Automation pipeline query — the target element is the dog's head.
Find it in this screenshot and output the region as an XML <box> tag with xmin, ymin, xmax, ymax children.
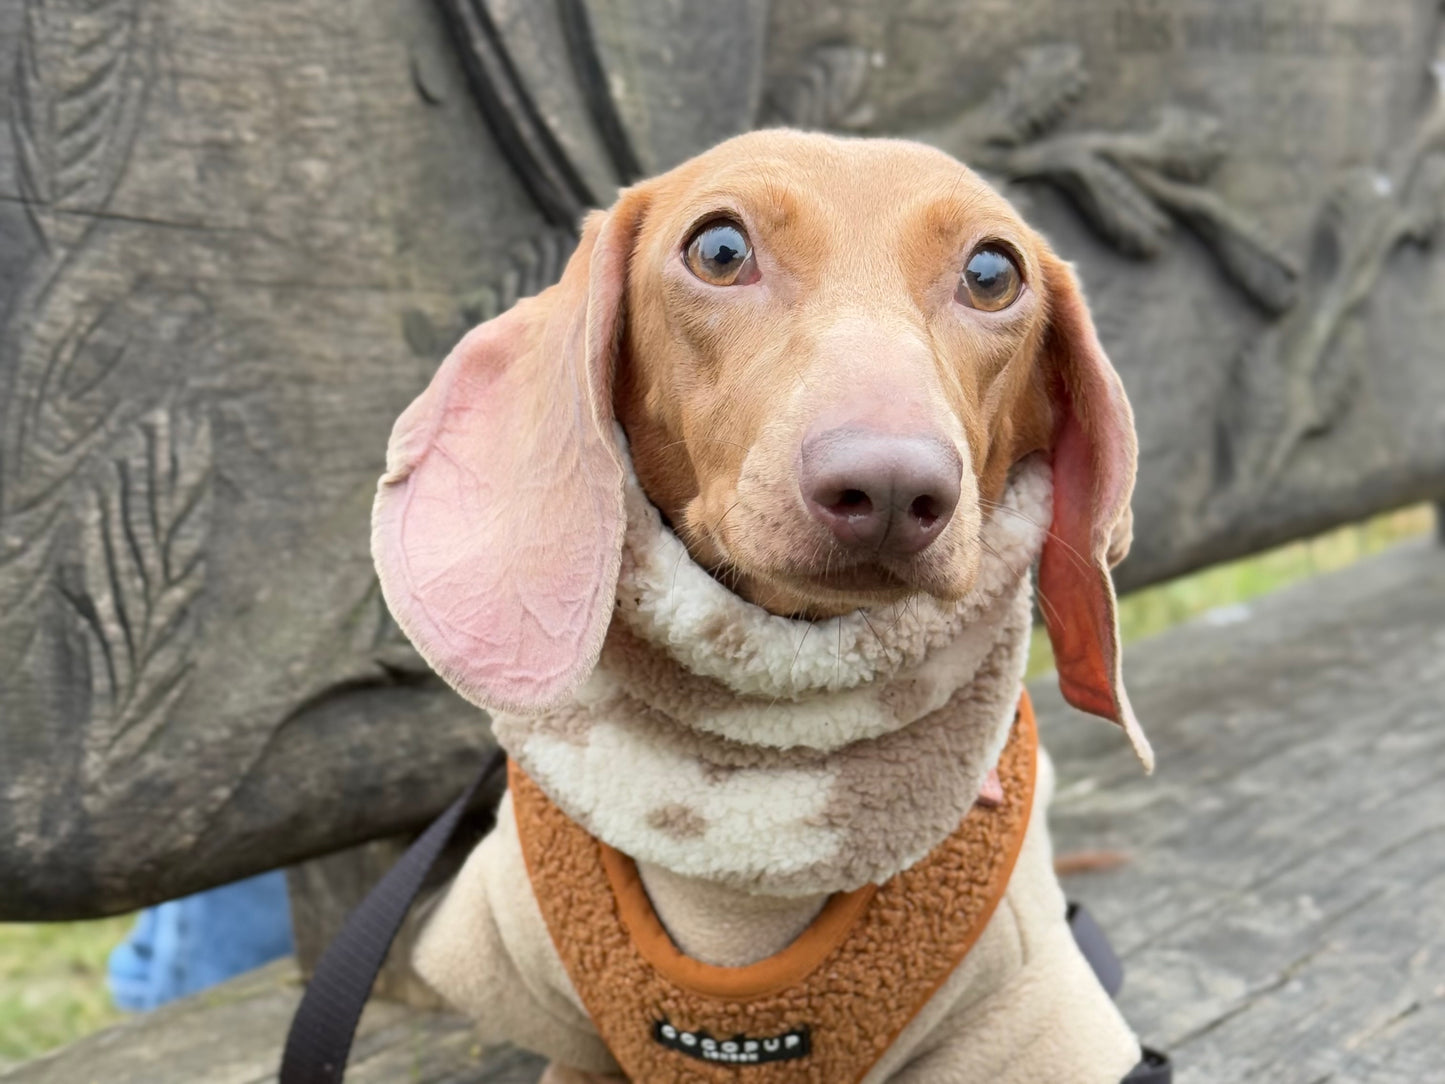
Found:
<box><xmin>373</xmin><ymin>131</ymin><xmax>1148</xmax><ymax>766</ymax></box>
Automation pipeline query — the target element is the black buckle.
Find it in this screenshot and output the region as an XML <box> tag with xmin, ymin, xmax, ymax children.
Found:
<box><xmin>1123</xmin><ymin>1047</ymin><xmax>1172</xmax><ymax>1082</ymax></box>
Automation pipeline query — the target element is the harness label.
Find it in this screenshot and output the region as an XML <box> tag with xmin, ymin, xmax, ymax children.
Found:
<box><xmin>652</xmin><ymin>1020</ymin><xmax>811</xmax><ymax>1065</ymax></box>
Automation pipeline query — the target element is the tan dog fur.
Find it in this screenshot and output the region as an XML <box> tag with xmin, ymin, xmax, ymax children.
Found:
<box><xmin>379</xmin><ymin>130</ymin><xmax>1148</xmax><ymax>1082</ymax></box>
<box><xmin>612</xmin><ymin>136</ymin><xmax>1060</xmax><ymax>618</ymax></box>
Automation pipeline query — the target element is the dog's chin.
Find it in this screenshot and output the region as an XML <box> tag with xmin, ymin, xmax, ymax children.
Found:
<box><xmin>714</xmin><ymin>556</ymin><xmax>975</xmax><ymax>620</ymax></box>
<box><xmin>687</xmin><ymin>507</ymin><xmax>980</xmax><ymax>618</ymax></box>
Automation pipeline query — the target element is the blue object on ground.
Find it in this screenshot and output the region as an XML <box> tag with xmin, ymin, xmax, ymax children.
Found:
<box><xmin>107</xmin><ymin>870</ymin><xmax>295</xmax><ymax>1011</ymax></box>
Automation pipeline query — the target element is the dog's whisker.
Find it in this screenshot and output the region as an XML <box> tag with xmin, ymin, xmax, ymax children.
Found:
<box><xmin>653</xmin><ymin>437</ymin><xmax>751</xmax><ymax>455</ymax></box>
<box><xmin>786</xmin><ymin>621</ymin><xmax>813</xmax><ymax>688</ymax></box>
<box><xmin>668</xmin><ymin>543</ymin><xmax>690</xmax><ymax>609</ymax></box>
<box><xmin>978</xmin><ymin>499</ymin><xmax>1094</xmax><ymax>575</ymax></box>
<box><xmin>713</xmin><ymin>497</ymin><xmax>746</xmax><ymax>534</ymax></box>
<box><xmin>1033</xmin><ymin>582</ymin><xmax>1065</xmax><ymax>634</ymax></box>
<box><xmin>978</xmin><ymin>537</ymin><xmax>1029</xmax><ymax>584</ymax></box>
<box><xmin>858</xmin><ymin>609</ymin><xmax>893</xmax><ymax>669</ymax></box>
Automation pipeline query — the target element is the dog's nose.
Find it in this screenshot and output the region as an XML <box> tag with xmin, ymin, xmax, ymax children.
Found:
<box><xmin>800</xmin><ymin>427</ymin><xmax>962</xmax><ymax>555</ymax></box>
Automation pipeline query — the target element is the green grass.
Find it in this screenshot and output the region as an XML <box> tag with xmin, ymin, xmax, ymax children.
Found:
<box><xmin>0</xmin><ymin>504</ymin><xmax>1435</xmax><ymax>1067</ymax></box>
<box><xmin>1028</xmin><ymin>503</ymin><xmax>1436</xmax><ymax>677</ymax></box>
<box><xmin>0</xmin><ymin>915</ymin><xmax>134</xmax><ymax>1069</ymax></box>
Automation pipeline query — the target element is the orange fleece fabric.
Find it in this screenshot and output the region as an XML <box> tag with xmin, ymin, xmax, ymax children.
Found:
<box><xmin>510</xmin><ymin>693</ymin><xmax>1039</xmax><ymax>1083</ymax></box>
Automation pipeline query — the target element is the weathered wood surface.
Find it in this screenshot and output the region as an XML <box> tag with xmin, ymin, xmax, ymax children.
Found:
<box><xmin>0</xmin><ymin>960</ymin><xmax>546</xmax><ymax>1084</ymax></box>
<box><xmin>4</xmin><ymin>0</ymin><xmax>1445</xmax><ymax>918</ymax></box>
<box><xmin>1042</xmin><ymin>538</ymin><xmax>1445</xmax><ymax>1082</ymax></box>
<box><xmin>0</xmin><ymin>0</ymin><xmax>525</xmax><ymax>918</ymax></box>
<box><xmin>8</xmin><ymin>537</ymin><xmax>1441</xmax><ymax>1083</ymax></box>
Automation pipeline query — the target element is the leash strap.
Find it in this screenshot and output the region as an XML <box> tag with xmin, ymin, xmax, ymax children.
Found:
<box><xmin>1069</xmin><ymin>902</ymin><xmax>1173</xmax><ymax>1084</ymax></box>
<box><xmin>277</xmin><ymin>760</ymin><xmax>1169</xmax><ymax>1083</ymax></box>
<box><xmin>1068</xmin><ymin>901</ymin><xmax>1124</xmax><ymax>998</ymax></box>
<box><xmin>277</xmin><ymin>748</ymin><xmax>506</xmax><ymax>1084</ymax></box>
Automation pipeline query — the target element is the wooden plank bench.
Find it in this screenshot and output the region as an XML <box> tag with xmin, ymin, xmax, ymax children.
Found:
<box><xmin>3</xmin><ymin>0</ymin><xmax>1444</xmax><ymax>1081</ymax></box>
<box><xmin>5</xmin><ymin>537</ymin><xmax>1441</xmax><ymax>1083</ymax></box>
<box><xmin>1044</xmin><ymin>539</ymin><xmax>1445</xmax><ymax>1081</ymax></box>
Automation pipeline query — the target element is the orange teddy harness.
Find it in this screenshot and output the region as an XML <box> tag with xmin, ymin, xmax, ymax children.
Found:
<box><xmin>511</xmin><ymin>693</ymin><xmax>1039</xmax><ymax>1083</ymax></box>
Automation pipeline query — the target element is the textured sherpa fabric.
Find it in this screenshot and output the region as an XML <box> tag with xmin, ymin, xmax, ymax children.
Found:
<box><xmin>412</xmin><ymin>740</ymin><xmax>1141</xmax><ymax>1082</ymax></box>
<box><xmin>507</xmin><ymin>701</ymin><xmax>1036</xmax><ymax>1083</ymax></box>
<box><xmin>413</xmin><ymin>445</ymin><xmax>1141</xmax><ymax>1079</ymax></box>
<box><xmin>491</xmin><ymin>453</ymin><xmax>1052</xmax><ymax>897</ymax></box>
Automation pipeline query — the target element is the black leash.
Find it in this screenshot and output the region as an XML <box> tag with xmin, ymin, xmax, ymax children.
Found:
<box><xmin>1069</xmin><ymin>902</ymin><xmax>1173</xmax><ymax>1083</ymax></box>
<box><xmin>278</xmin><ymin>747</ymin><xmax>506</xmax><ymax>1084</ymax></box>
<box><xmin>279</xmin><ymin>756</ymin><xmax>1169</xmax><ymax>1083</ymax></box>
<box><xmin>1068</xmin><ymin>901</ymin><xmax>1124</xmax><ymax>998</ymax></box>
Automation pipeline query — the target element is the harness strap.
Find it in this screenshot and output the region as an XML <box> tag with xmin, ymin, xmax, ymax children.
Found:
<box><xmin>277</xmin><ymin>748</ymin><xmax>506</xmax><ymax>1084</ymax></box>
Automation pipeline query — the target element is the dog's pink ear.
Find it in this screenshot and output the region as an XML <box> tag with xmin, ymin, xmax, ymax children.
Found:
<box><xmin>372</xmin><ymin>199</ymin><xmax>643</xmax><ymax>714</ymax></box>
<box><xmin>1037</xmin><ymin>254</ymin><xmax>1153</xmax><ymax>771</ymax></box>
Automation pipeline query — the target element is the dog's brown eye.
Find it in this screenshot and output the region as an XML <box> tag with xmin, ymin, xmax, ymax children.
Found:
<box><xmin>957</xmin><ymin>244</ymin><xmax>1023</xmax><ymax>311</ymax></box>
<box><xmin>684</xmin><ymin>220</ymin><xmax>757</xmax><ymax>286</ymax></box>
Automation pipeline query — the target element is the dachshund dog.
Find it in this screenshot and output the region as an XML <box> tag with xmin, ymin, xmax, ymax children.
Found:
<box><xmin>374</xmin><ymin>130</ymin><xmax>1152</xmax><ymax>1083</ymax></box>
